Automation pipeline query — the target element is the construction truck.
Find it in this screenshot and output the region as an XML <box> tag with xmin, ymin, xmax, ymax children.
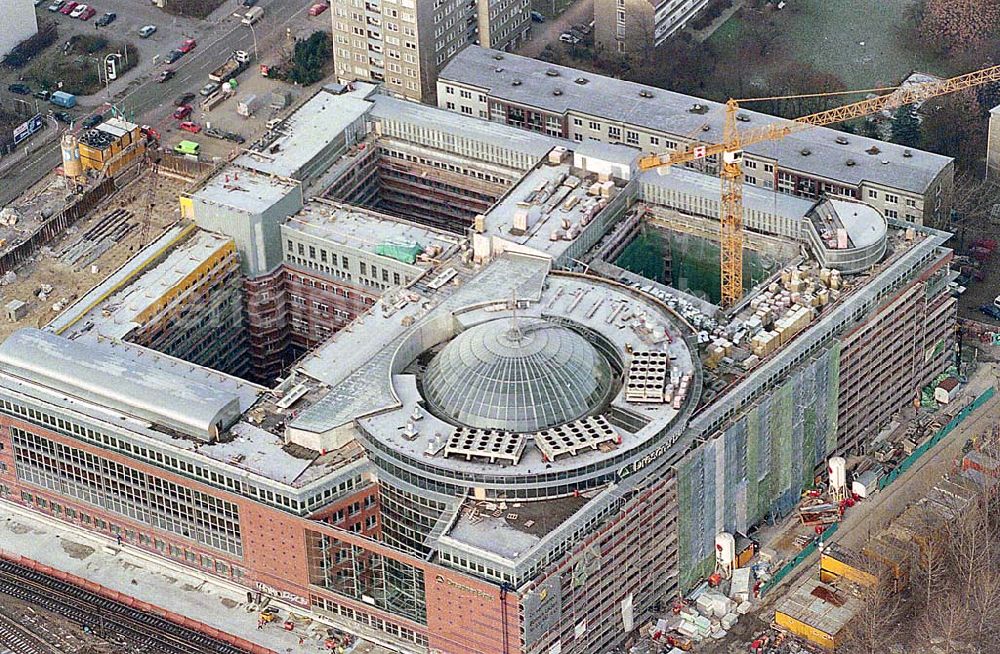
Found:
<box><xmin>209</xmin><ymin>50</ymin><xmax>251</xmax><ymax>83</ymax></box>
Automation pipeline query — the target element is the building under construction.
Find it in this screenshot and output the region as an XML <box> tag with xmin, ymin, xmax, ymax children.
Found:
<box><xmin>0</xmin><ymin>68</ymin><xmax>960</xmax><ymax>654</ymax></box>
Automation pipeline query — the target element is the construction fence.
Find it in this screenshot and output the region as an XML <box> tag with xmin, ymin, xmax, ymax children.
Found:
<box><xmin>759</xmin><ymin>384</ymin><xmax>996</xmax><ymax>597</ymax></box>
<box><xmin>878</xmin><ymin>385</ymin><xmax>996</xmax><ymax>490</ymax></box>
<box><xmin>0</xmin><ymin>177</ymin><xmax>116</xmax><ymax>275</ymax></box>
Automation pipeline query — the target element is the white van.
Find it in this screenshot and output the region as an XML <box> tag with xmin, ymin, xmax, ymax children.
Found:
<box><xmin>241</xmin><ymin>6</ymin><xmax>264</xmax><ymax>25</ymax></box>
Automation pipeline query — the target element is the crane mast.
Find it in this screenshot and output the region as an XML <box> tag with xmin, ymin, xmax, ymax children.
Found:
<box><xmin>637</xmin><ymin>63</ymin><xmax>1000</xmax><ymax>309</ymax></box>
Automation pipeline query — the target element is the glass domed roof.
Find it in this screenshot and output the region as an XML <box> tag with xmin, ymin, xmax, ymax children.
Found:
<box><xmin>422</xmin><ymin>317</ymin><xmax>612</xmax><ymax>433</ymax></box>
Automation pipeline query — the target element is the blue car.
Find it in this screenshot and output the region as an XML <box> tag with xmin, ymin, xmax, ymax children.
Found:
<box><xmin>979</xmin><ymin>304</ymin><xmax>1000</xmax><ymax>320</ymax></box>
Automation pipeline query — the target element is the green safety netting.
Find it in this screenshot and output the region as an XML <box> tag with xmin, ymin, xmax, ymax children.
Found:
<box><xmin>376</xmin><ymin>241</ymin><xmax>424</xmax><ymax>264</ymax></box>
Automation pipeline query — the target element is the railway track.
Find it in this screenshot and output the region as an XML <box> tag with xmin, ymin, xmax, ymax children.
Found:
<box><xmin>0</xmin><ymin>614</ymin><xmax>55</xmax><ymax>654</ymax></box>
<box><xmin>0</xmin><ymin>560</ymin><xmax>250</xmax><ymax>654</ymax></box>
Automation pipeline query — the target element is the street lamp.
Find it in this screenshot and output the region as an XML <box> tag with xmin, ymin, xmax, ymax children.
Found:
<box><xmin>247</xmin><ymin>23</ymin><xmax>259</xmax><ymax>62</ymax></box>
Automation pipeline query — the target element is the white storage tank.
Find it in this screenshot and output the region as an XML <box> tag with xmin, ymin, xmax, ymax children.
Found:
<box><xmin>715</xmin><ymin>532</ymin><xmax>736</xmax><ymax>574</ymax></box>
<box><xmin>828</xmin><ymin>456</ymin><xmax>847</xmax><ymax>496</ymax></box>
<box><xmin>61</xmin><ymin>133</ymin><xmax>82</xmax><ymax>179</ymax></box>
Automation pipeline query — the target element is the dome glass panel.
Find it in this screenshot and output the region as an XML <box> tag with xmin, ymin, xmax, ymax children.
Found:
<box><xmin>422</xmin><ymin>317</ymin><xmax>612</xmax><ymax>432</ymax></box>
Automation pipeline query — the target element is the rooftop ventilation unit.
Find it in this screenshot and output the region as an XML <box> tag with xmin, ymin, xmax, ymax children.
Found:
<box><xmin>546</xmin><ymin>68</ymin><xmax>560</xmax><ymax>77</ymax></box>
<box><xmin>835</xmin><ymin>136</ymin><xmax>849</xmax><ymax>145</ymax></box>
<box><xmin>495</xmin><ymin>66</ymin><xmax>504</xmax><ymax>73</ymax></box>
<box><xmin>736</xmin><ymin>113</ymin><xmax>750</xmax><ymax>122</ymax></box>
<box><xmin>553</xmin><ymin>89</ymin><xmax>563</xmax><ymax>96</ymax></box>
<box><xmin>903</xmin><ymin>149</ymin><xmax>913</xmax><ymax>157</ymax></box>
<box><xmin>639</xmin><ymin>90</ymin><xmax>653</xmax><ymax>98</ymax></box>
<box><xmin>493</xmin><ymin>53</ymin><xmax>504</xmax><ymax>60</ymax></box>
<box><xmin>512</xmin><ymin>79</ymin><xmax>522</xmax><ymax>86</ymax></box>
<box><xmin>846</xmin><ymin>159</ymin><xmax>857</xmax><ymax>166</ymax></box>
<box><xmin>800</xmin><ymin>148</ymin><xmax>812</xmax><ymax>156</ymax></box>
<box><xmin>689</xmin><ymin>103</ymin><xmax>708</xmax><ymax>114</ymax></box>
<box><xmin>866</xmin><ymin>146</ymin><xmax>881</xmax><ymax>155</ymax></box>
<box><xmin>575</xmin><ymin>77</ymin><xmax>588</xmax><ymax>84</ymax></box>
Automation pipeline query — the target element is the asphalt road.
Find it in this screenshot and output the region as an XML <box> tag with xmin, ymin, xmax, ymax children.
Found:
<box><xmin>0</xmin><ymin>0</ymin><xmax>314</xmax><ymax>207</ymax></box>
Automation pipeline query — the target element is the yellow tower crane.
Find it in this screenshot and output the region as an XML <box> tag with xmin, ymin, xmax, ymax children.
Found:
<box><xmin>638</xmin><ymin>63</ymin><xmax>1000</xmax><ymax>309</ymax></box>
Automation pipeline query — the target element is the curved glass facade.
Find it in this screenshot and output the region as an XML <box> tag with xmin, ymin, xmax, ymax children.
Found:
<box><xmin>422</xmin><ymin>317</ymin><xmax>612</xmax><ymax>433</ymax></box>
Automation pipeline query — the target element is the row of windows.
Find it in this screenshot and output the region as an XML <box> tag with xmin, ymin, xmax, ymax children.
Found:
<box><xmin>19</xmin><ymin>490</ymin><xmax>247</xmax><ymax>581</ymax></box>
<box><xmin>310</xmin><ymin>595</ymin><xmax>428</xmax><ymax>646</ymax></box>
<box><xmin>0</xmin><ymin>398</ymin><xmax>362</xmax><ymax>517</ymax></box>
<box><xmin>12</xmin><ymin>427</ymin><xmax>244</xmax><ymax>556</ymax></box>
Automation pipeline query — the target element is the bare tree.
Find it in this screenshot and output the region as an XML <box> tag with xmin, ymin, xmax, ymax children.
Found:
<box><xmin>910</xmin><ymin>524</ymin><xmax>950</xmax><ymax>610</ymax></box>
<box><xmin>840</xmin><ymin>570</ymin><xmax>902</xmax><ymax>654</ymax></box>
<box><xmin>913</xmin><ymin>589</ymin><xmax>973</xmax><ymax>654</ymax></box>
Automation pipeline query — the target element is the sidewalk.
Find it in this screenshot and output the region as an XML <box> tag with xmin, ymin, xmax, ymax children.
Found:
<box><xmin>689</xmin><ymin>0</ymin><xmax>744</xmax><ymax>43</ymax></box>
<box><xmin>0</xmin><ymin>501</ymin><xmax>392</xmax><ymax>654</ymax></box>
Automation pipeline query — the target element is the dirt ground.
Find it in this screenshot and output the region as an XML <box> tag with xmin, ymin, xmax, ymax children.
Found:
<box><xmin>0</xmin><ymin>169</ymin><xmax>187</xmax><ymax>341</ymax></box>
<box><xmin>0</xmin><ymin>594</ymin><xmax>119</xmax><ymax>654</ymax></box>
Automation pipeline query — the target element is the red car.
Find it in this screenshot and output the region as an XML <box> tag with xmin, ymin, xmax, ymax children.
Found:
<box><xmin>178</xmin><ymin>39</ymin><xmax>197</xmax><ymax>53</ymax></box>
<box><xmin>79</xmin><ymin>6</ymin><xmax>96</xmax><ymax>19</ymax></box>
<box><xmin>140</xmin><ymin>125</ymin><xmax>160</xmax><ymax>142</ymax></box>
<box><xmin>172</xmin><ymin>104</ymin><xmax>192</xmax><ymax>120</ymax></box>
<box><xmin>179</xmin><ymin>121</ymin><xmax>201</xmax><ymax>134</ymax></box>
<box><xmin>308</xmin><ymin>3</ymin><xmax>328</xmax><ymax>15</ymax></box>
<box><xmin>59</xmin><ymin>1</ymin><xmax>78</xmax><ymax>14</ymax></box>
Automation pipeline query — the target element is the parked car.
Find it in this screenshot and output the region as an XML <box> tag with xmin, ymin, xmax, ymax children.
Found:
<box><xmin>980</xmin><ymin>304</ymin><xmax>1000</xmax><ymax>320</ymax></box>
<box><xmin>47</xmin><ymin>0</ymin><xmax>64</xmax><ymax>10</ymax></box>
<box><xmin>81</xmin><ymin>114</ymin><xmax>103</xmax><ymax>129</ymax></box>
<box><xmin>69</xmin><ymin>4</ymin><xmax>88</xmax><ymax>18</ymax></box>
<box><xmin>558</xmin><ymin>32</ymin><xmax>580</xmax><ymax>44</ymax></box>
<box><xmin>308</xmin><ymin>3</ymin><xmax>327</xmax><ymax>15</ymax></box>
<box><xmin>158</xmin><ymin>69</ymin><xmax>175</xmax><ymax>83</ymax></box>
<box><xmin>173</xmin><ymin>104</ymin><xmax>192</xmax><ymax>120</ymax></box>
<box><xmin>199</xmin><ymin>81</ymin><xmax>220</xmax><ymax>96</ymax></box>
<box><xmin>59</xmin><ymin>1</ymin><xmax>78</xmax><ymax>14</ymax></box>
<box><xmin>164</xmin><ymin>49</ymin><xmax>183</xmax><ymax>64</ymax></box>
<box><xmin>8</xmin><ymin>83</ymin><xmax>31</xmax><ymax>95</ymax></box>
<box><xmin>178</xmin><ymin>38</ymin><xmax>197</xmax><ymax>53</ymax></box>
<box><xmin>242</xmin><ymin>0</ymin><xmax>257</xmax><ymax>6</ymax></box>
<box><xmin>95</xmin><ymin>11</ymin><xmax>115</xmax><ymax>26</ymax></box>
<box><xmin>530</xmin><ymin>10</ymin><xmax>544</xmax><ymax>22</ymax></box>
<box><xmin>138</xmin><ymin>24</ymin><xmax>157</xmax><ymax>38</ymax></box>
<box><xmin>79</xmin><ymin>6</ymin><xmax>96</xmax><ymax>19</ymax></box>
<box><xmin>179</xmin><ymin>121</ymin><xmax>202</xmax><ymax>134</ymax></box>
<box><xmin>33</xmin><ymin>89</ymin><xmax>50</xmax><ymax>101</ymax></box>
<box><xmin>53</xmin><ymin>111</ymin><xmax>72</xmax><ymax>124</ymax></box>
<box><xmin>174</xmin><ymin>92</ymin><xmax>195</xmax><ymax>106</ymax></box>
<box><xmin>573</xmin><ymin>23</ymin><xmax>591</xmax><ymax>34</ymax></box>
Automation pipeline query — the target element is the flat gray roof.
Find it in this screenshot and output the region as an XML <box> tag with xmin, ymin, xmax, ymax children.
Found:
<box><xmin>370</xmin><ymin>94</ymin><xmax>561</xmax><ymax>162</ymax></box>
<box><xmin>192</xmin><ymin>165</ymin><xmax>300</xmax><ymax>215</ymax></box>
<box><xmin>440</xmin><ymin>47</ymin><xmax>952</xmax><ymax>194</ymax></box>
<box><xmin>235</xmin><ymin>83</ymin><xmax>377</xmax><ymax>178</ymax></box>
<box><xmin>52</xmin><ymin>229</ymin><xmax>233</xmax><ymax>341</ymax></box>
<box><xmin>0</xmin><ymin>329</ymin><xmax>260</xmax><ymax>441</ymax></box>
<box><xmin>284</xmin><ymin>200</ymin><xmax>460</xmax><ymax>262</ymax></box>
<box><xmin>640</xmin><ymin>166</ymin><xmax>816</xmax><ymax>221</ymax></box>
<box><xmin>826</xmin><ymin>199</ymin><xmax>886</xmax><ymax>249</ymax></box>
